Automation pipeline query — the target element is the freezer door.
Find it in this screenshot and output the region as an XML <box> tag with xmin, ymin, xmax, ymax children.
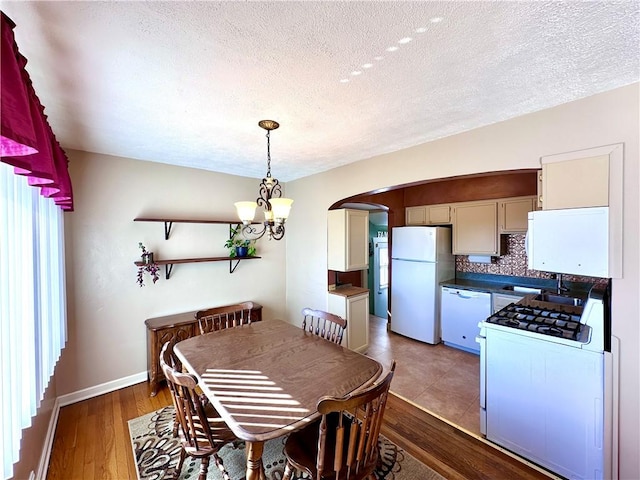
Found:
<box><xmin>392</xmin><ymin>226</ymin><xmax>437</xmax><ymax>262</ymax></box>
<box><xmin>390</xmin><ymin>259</ymin><xmax>439</xmax><ymax>344</ymax></box>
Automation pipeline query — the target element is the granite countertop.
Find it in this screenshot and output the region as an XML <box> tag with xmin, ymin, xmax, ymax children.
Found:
<box><xmin>440</xmin><ymin>272</ymin><xmax>593</xmax><ymax>299</ymax></box>
<box><xmin>328</xmin><ymin>285</ymin><xmax>369</xmax><ymax>297</ymax></box>
<box><xmin>440</xmin><ymin>278</ymin><xmax>539</xmax><ymax>297</ymax></box>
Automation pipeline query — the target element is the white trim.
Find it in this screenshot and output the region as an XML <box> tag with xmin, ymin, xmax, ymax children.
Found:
<box><xmin>37</xmin><ymin>372</ymin><xmax>148</xmax><ymax>479</ymax></box>
<box><xmin>57</xmin><ymin>371</ymin><xmax>148</xmax><ymax>407</ymax></box>
<box><xmin>35</xmin><ymin>398</ymin><xmax>60</xmax><ymax>480</ymax></box>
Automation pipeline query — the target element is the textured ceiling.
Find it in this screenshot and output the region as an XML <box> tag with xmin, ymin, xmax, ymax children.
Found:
<box><xmin>2</xmin><ymin>1</ymin><xmax>639</xmax><ymax>181</ymax></box>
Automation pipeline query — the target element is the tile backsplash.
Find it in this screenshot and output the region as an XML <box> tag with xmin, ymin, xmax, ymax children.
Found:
<box><xmin>455</xmin><ymin>234</ymin><xmax>603</xmax><ymax>284</ymax></box>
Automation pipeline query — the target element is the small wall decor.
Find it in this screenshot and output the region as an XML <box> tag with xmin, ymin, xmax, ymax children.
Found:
<box><xmin>137</xmin><ymin>242</ymin><xmax>160</xmax><ymax>287</ymax></box>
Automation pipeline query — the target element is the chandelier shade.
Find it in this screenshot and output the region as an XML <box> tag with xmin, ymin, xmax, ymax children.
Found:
<box><xmin>235</xmin><ymin>120</ymin><xmax>293</xmax><ymax>240</ymax></box>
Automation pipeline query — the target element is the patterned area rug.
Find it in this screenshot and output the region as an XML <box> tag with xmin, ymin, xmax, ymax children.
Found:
<box><xmin>128</xmin><ymin>406</ymin><xmax>444</xmax><ymax>480</ymax></box>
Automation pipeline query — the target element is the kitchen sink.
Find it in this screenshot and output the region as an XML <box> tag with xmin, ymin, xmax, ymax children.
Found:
<box><xmin>533</xmin><ymin>293</ymin><xmax>584</xmax><ymax>307</ymax></box>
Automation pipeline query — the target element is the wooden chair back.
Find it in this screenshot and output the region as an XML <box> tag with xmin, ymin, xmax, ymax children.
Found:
<box><xmin>301</xmin><ymin>307</ymin><xmax>347</xmax><ymax>345</ymax></box>
<box><xmin>282</xmin><ymin>361</ymin><xmax>395</xmax><ymax>480</ymax></box>
<box><xmin>159</xmin><ymin>342</ymin><xmax>234</xmax><ymax>458</ymax></box>
<box><xmin>196</xmin><ymin>301</ymin><xmax>255</xmax><ymax>335</ymax></box>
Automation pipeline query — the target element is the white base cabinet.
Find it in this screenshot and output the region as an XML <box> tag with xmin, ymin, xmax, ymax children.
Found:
<box><xmin>328</xmin><ymin>291</ymin><xmax>369</xmax><ymax>353</ymax></box>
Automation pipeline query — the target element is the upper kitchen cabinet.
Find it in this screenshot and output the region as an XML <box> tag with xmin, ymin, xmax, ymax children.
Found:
<box><xmin>405</xmin><ymin>205</ymin><xmax>427</xmax><ymax>225</ymax></box>
<box><xmin>537</xmin><ymin>144</ymin><xmax>623</xmax><ymax>278</ymax></box>
<box><xmin>406</xmin><ymin>204</ymin><xmax>451</xmax><ymax>225</ymax></box>
<box><xmin>452</xmin><ymin>201</ymin><xmax>499</xmax><ymax>255</ymax></box>
<box><xmin>540</xmin><ymin>144</ymin><xmax>623</xmax><ymax>211</ymax></box>
<box><xmin>498</xmin><ymin>196</ymin><xmax>537</xmax><ymax>233</ymax></box>
<box><xmin>327</xmin><ymin>208</ymin><xmax>369</xmax><ymax>272</ymax></box>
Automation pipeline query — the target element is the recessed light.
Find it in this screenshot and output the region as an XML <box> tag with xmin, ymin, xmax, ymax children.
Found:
<box><xmin>351</xmin><ymin>71</ymin><xmax>362</xmax><ymax>76</ymax></box>
<box><xmin>398</xmin><ymin>37</ymin><xmax>412</xmax><ymax>44</ymax></box>
<box><xmin>374</xmin><ymin>56</ymin><xmax>384</xmax><ymax>61</ymax></box>
<box><xmin>362</xmin><ymin>63</ymin><xmax>373</xmax><ymax>69</ymax></box>
<box><xmin>340</xmin><ymin>78</ymin><xmax>349</xmax><ymax>83</ymax></box>
<box><xmin>415</xmin><ymin>27</ymin><xmax>427</xmax><ymax>33</ymax></box>
<box><xmin>386</xmin><ymin>46</ymin><xmax>399</xmax><ymax>52</ymax></box>
<box><xmin>430</xmin><ymin>16</ymin><xmax>443</xmax><ymax>23</ymax></box>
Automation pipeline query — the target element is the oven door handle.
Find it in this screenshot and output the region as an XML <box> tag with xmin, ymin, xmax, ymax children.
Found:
<box><xmin>477</xmin><ymin>334</ymin><xmax>486</xmax><ymax>410</ymax></box>
<box><xmin>477</xmin><ymin>333</ymin><xmax>487</xmax><ymax>436</ymax></box>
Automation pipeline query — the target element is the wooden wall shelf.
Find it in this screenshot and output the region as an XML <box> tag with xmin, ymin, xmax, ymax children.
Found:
<box><xmin>134</xmin><ymin>217</ymin><xmax>248</xmax><ymax>240</ymax></box>
<box><xmin>134</xmin><ymin>256</ymin><xmax>261</xmax><ymax>276</ymax></box>
<box><xmin>134</xmin><ymin>217</ymin><xmax>262</xmax><ymax>275</ymax></box>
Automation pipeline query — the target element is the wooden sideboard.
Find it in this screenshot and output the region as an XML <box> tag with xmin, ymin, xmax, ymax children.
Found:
<box><xmin>145</xmin><ymin>302</ymin><xmax>263</xmax><ymax>396</ymax></box>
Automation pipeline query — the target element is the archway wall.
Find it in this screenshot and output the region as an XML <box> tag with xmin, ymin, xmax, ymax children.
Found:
<box><xmin>283</xmin><ymin>83</ymin><xmax>639</xmax><ymax>479</ymax></box>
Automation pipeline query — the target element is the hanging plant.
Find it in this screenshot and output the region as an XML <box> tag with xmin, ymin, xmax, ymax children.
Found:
<box><xmin>137</xmin><ymin>242</ymin><xmax>160</xmax><ymax>287</ymax></box>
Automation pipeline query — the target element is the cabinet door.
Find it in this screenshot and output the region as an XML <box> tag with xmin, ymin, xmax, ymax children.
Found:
<box><xmin>491</xmin><ymin>293</ymin><xmax>524</xmax><ymax>314</ymax></box>
<box><xmin>327</xmin><ymin>292</ymin><xmax>369</xmax><ymax>353</ymax></box>
<box><xmin>347</xmin><ymin>210</ymin><xmax>369</xmax><ymax>270</ymax></box>
<box><xmin>542</xmin><ymin>155</ymin><xmax>609</xmax><ymax>210</ymax></box>
<box><xmin>327</xmin><ymin>209</ymin><xmax>369</xmax><ymax>271</ymax></box>
<box><xmin>499</xmin><ymin>197</ymin><xmax>535</xmax><ymax>233</ymax></box>
<box><xmin>405</xmin><ymin>206</ymin><xmax>427</xmax><ymax>225</ymax></box>
<box><xmin>428</xmin><ymin>204</ymin><xmax>451</xmax><ymax>224</ymax></box>
<box><xmin>452</xmin><ymin>201</ymin><xmax>499</xmax><ymax>255</ymax></box>
<box><xmin>347</xmin><ymin>293</ymin><xmax>369</xmax><ymax>353</ymax></box>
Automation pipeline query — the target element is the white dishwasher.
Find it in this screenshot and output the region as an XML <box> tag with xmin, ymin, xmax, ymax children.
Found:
<box><xmin>440</xmin><ymin>287</ymin><xmax>491</xmax><ymax>354</ymax></box>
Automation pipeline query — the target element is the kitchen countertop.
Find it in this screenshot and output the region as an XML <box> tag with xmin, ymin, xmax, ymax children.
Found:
<box><xmin>440</xmin><ymin>272</ymin><xmax>593</xmax><ymax>299</ymax></box>
<box><xmin>328</xmin><ymin>285</ymin><xmax>369</xmax><ymax>297</ymax></box>
<box><xmin>440</xmin><ymin>277</ymin><xmax>545</xmax><ymax>297</ymax></box>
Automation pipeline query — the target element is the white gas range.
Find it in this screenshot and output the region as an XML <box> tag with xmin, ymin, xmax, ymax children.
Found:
<box><xmin>477</xmin><ymin>285</ymin><xmax>615</xmax><ymax>480</ymax></box>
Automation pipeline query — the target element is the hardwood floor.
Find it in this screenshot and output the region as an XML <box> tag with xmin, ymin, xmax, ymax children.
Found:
<box><xmin>46</xmin><ymin>380</ymin><xmax>551</xmax><ymax>479</ymax></box>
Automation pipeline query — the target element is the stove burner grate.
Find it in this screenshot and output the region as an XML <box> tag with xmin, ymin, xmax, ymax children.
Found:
<box><xmin>486</xmin><ymin>304</ymin><xmax>582</xmax><ymax>340</ymax></box>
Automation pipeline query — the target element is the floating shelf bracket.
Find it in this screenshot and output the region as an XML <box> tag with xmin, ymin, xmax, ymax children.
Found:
<box><xmin>165</xmin><ymin>263</ymin><xmax>174</xmax><ymax>280</ymax></box>
<box><xmin>230</xmin><ymin>259</ymin><xmax>241</xmax><ymax>274</ymax></box>
<box><xmin>164</xmin><ymin>221</ymin><xmax>173</xmax><ymax>240</ymax></box>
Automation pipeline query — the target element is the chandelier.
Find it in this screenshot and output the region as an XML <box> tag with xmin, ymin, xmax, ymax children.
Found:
<box><xmin>234</xmin><ymin>120</ymin><xmax>293</xmax><ymax>240</ymax></box>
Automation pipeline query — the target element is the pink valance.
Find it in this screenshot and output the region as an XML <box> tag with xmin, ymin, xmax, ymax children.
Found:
<box><xmin>1</xmin><ymin>12</ymin><xmax>73</xmax><ymax>211</ymax></box>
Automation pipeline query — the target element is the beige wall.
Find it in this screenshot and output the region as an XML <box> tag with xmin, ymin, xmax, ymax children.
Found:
<box><xmin>285</xmin><ymin>83</ymin><xmax>639</xmax><ymax>479</ymax></box>
<box><xmin>56</xmin><ymin>151</ymin><xmax>288</xmax><ymax>395</ymax></box>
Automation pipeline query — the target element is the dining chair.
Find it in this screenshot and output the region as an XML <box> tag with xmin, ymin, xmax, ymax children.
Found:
<box><xmin>282</xmin><ymin>361</ymin><xmax>396</xmax><ymax>480</ymax></box>
<box><xmin>160</xmin><ymin>341</ymin><xmax>237</xmax><ymax>480</ymax></box>
<box><xmin>196</xmin><ymin>301</ymin><xmax>255</xmax><ymax>335</ymax></box>
<box><xmin>301</xmin><ymin>307</ymin><xmax>347</xmax><ymax>345</ymax></box>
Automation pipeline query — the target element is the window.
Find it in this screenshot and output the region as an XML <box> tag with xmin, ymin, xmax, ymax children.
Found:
<box><xmin>0</xmin><ymin>161</ymin><xmax>67</xmax><ymax>479</ymax></box>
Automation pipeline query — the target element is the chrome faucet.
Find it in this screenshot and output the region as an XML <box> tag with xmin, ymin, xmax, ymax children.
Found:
<box><xmin>556</xmin><ymin>273</ymin><xmax>569</xmax><ymax>294</ymax></box>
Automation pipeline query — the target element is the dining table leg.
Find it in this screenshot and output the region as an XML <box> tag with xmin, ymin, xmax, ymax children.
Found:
<box><xmin>245</xmin><ymin>440</ymin><xmax>266</xmax><ymax>480</ymax></box>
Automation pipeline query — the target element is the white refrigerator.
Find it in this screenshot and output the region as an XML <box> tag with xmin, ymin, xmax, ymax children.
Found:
<box><xmin>390</xmin><ymin>226</ymin><xmax>454</xmax><ymax>344</ymax></box>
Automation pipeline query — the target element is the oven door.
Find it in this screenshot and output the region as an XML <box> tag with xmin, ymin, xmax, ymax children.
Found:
<box><xmin>485</xmin><ymin>326</ymin><xmax>605</xmax><ymax>479</ymax></box>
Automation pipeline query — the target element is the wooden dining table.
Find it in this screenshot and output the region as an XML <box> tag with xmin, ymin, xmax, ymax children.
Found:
<box><xmin>174</xmin><ymin>319</ymin><xmax>383</xmax><ymax>480</ymax></box>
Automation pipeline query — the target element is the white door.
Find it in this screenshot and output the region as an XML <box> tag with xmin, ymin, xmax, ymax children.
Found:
<box><xmin>373</xmin><ymin>238</ymin><xmax>388</xmax><ymax>318</ymax></box>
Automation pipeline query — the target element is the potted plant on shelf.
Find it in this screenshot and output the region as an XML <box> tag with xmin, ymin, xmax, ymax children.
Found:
<box><xmin>224</xmin><ymin>225</ymin><xmax>256</xmax><ymax>258</ymax></box>
<box><xmin>137</xmin><ymin>242</ymin><xmax>160</xmax><ymax>287</ymax></box>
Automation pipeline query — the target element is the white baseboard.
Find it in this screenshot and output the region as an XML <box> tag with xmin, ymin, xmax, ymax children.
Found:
<box><xmin>57</xmin><ymin>371</ymin><xmax>148</xmax><ymax>407</ymax></box>
<box><xmin>35</xmin><ymin>397</ymin><xmax>60</xmax><ymax>480</ymax></box>
<box><xmin>38</xmin><ymin>371</ymin><xmax>148</xmax><ymax>479</ymax></box>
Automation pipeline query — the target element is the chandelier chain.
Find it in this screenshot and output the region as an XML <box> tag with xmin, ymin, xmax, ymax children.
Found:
<box><xmin>265</xmin><ymin>130</ymin><xmax>272</xmax><ymax>178</ymax></box>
